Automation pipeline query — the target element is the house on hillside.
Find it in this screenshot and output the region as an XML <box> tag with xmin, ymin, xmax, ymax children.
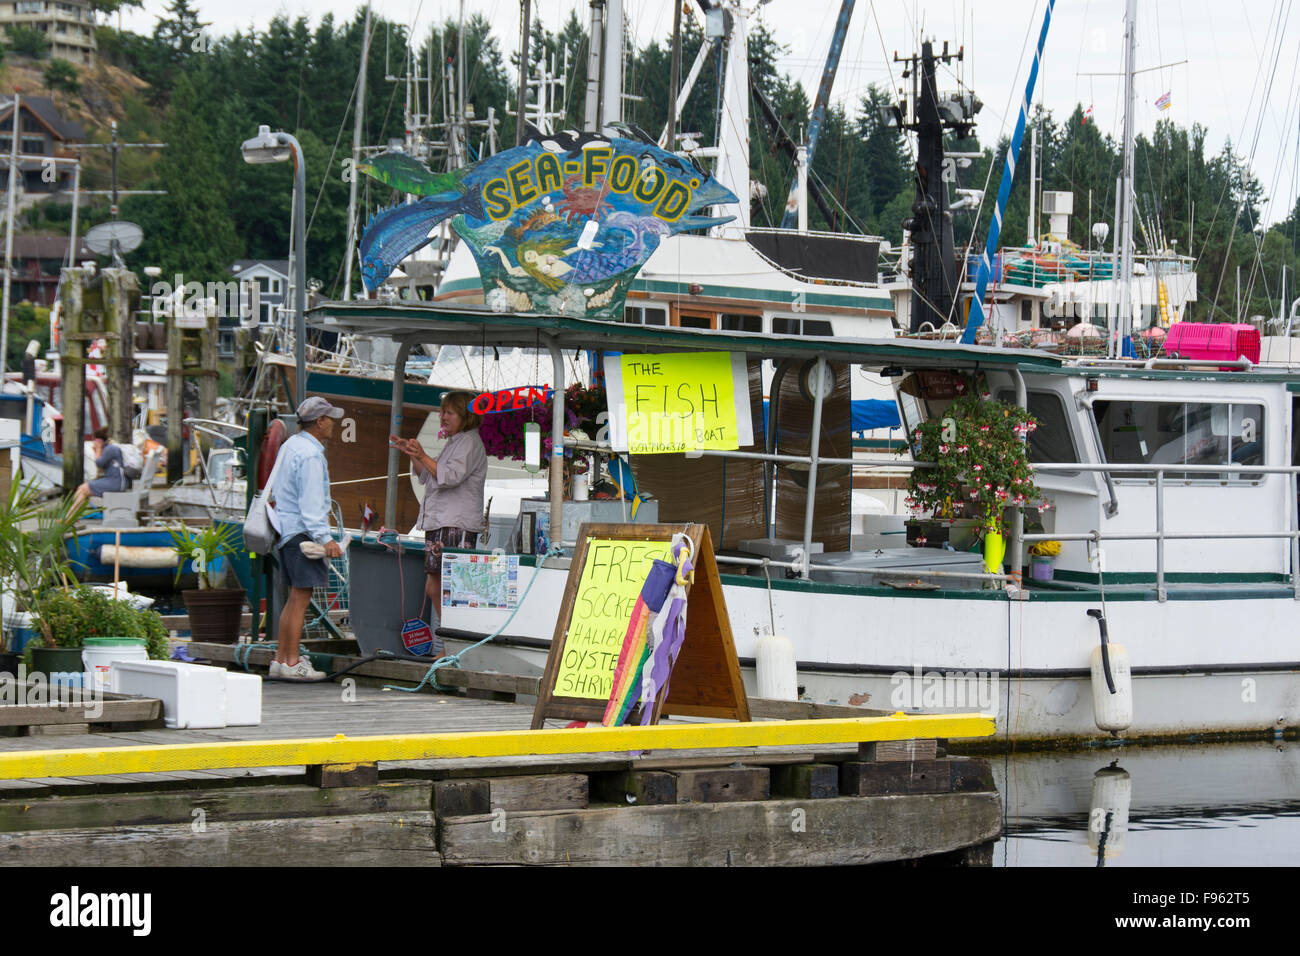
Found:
<box><xmin>8</xmin><ymin>233</ymin><xmax>92</xmax><ymax>306</ymax></box>
<box><xmin>230</xmin><ymin>260</ymin><xmax>289</xmax><ymax>326</ymax></box>
<box><xmin>227</xmin><ymin>260</ymin><xmax>291</xmax><ymax>357</ymax></box>
<box><xmin>0</xmin><ymin>95</ymin><xmax>84</xmax><ymax>196</ymax></box>
<box><xmin>0</xmin><ymin>1</ymin><xmax>97</xmax><ymax>65</ymax></box>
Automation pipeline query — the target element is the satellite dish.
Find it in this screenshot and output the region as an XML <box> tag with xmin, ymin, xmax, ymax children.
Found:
<box><xmin>84</xmin><ymin>221</ymin><xmax>143</xmax><ymax>257</ymax></box>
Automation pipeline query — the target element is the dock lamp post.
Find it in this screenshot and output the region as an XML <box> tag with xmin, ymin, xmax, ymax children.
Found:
<box><xmin>241</xmin><ymin>125</ymin><xmax>306</xmax><ymax>408</ymax></box>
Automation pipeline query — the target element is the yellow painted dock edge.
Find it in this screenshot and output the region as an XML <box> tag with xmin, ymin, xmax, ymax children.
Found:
<box><xmin>0</xmin><ymin>713</ymin><xmax>993</xmax><ymax>780</ymax></box>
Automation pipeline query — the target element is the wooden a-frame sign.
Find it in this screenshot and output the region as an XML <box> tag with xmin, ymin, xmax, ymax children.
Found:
<box><xmin>530</xmin><ymin>522</ymin><xmax>751</xmax><ymax>729</ymax></box>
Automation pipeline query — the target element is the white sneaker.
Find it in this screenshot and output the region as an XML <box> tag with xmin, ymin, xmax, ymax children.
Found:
<box><xmin>280</xmin><ymin>655</ymin><xmax>326</xmax><ymax>681</ymax></box>
<box><xmin>268</xmin><ymin>659</ymin><xmax>283</xmax><ymax>678</ymax></box>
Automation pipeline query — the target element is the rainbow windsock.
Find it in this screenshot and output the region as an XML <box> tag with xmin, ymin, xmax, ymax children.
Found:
<box><xmin>602</xmin><ymin>556</ymin><xmax>675</xmax><ymax>727</ymax></box>
<box><xmin>638</xmin><ymin>536</ymin><xmax>694</xmax><ymax>724</ymax></box>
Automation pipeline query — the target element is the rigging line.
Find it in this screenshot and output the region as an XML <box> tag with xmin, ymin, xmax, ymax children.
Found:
<box><xmin>866</xmin><ymin>1</ymin><xmax>916</xmax><ymax>170</ymax></box>
<box><xmin>946</xmin><ymin>0</ymin><xmax>1045</xmax><ymax>331</ymax></box>
<box><xmin>306</xmin><ymin>17</ymin><xmax>372</xmax><ymax>244</ymax></box>
<box><xmin>807</xmin><ymin>166</ymin><xmax>868</xmax><ymax>235</ymax></box>
<box><xmin>462</xmin><ymin>0</ymin><xmax>505</xmax><ymax>120</ymax></box>
<box><xmin>1205</xmin><ymin>0</ymin><xmax>1289</xmax><ymax>316</ymax></box>
<box><xmin>1244</xmin><ymin>0</ymin><xmax>1300</xmax><ymax>307</ymax></box>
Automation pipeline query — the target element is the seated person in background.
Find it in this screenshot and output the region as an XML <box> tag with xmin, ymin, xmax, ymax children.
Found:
<box><xmin>72</xmin><ymin>427</ymin><xmax>129</xmax><ymax>509</ymax></box>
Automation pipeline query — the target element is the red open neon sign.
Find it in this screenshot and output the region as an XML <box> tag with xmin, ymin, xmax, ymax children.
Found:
<box><xmin>470</xmin><ymin>385</ymin><xmax>553</xmax><ymax>416</ymax></box>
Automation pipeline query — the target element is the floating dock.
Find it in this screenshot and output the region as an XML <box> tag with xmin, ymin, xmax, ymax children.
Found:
<box><xmin>0</xmin><ymin>653</ymin><xmax>1000</xmax><ymax>866</ymax></box>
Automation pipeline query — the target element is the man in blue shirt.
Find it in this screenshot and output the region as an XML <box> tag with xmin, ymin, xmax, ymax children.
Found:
<box><xmin>272</xmin><ymin>397</ymin><xmax>345</xmax><ymax>680</ymax></box>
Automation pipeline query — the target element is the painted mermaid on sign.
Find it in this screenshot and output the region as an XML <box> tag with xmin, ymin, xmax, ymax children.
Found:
<box><xmin>485</xmin><ymin>212</ymin><xmax>671</xmax><ymax>292</ymax></box>
<box><xmin>357</xmin><ymin>128</ymin><xmax>737</xmax><ymax>319</ymax></box>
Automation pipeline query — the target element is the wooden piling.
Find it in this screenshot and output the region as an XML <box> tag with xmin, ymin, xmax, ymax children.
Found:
<box><xmin>57</xmin><ymin>267</ymin><xmax>85</xmax><ymax>492</ymax></box>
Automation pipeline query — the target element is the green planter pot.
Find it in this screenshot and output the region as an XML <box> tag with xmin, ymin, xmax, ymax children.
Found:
<box><xmin>29</xmin><ymin>646</ymin><xmax>85</xmax><ymax>679</ymax></box>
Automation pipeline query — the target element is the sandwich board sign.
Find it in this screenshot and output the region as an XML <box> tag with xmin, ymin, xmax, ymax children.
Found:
<box><xmin>530</xmin><ymin>522</ymin><xmax>750</xmax><ymax>729</ymax></box>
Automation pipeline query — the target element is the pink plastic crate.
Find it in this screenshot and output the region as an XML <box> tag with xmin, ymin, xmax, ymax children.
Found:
<box><xmin>1163</xmin><ymin>323</ymin><xmax>1260</xmax><ymax>364</ymax></box>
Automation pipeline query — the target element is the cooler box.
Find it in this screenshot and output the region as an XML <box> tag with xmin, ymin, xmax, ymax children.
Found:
<box><xmin>809</xmin><ymin>548</ymin><xmax>986</xmax><ymax>586</ymax></box>
<box><xmin>1163</xmin><ymin>322</ymin><xmax>1260</xmax><ymax>364</ymax></box>
<box><xmin>224</xmin><ymin>671</ymin><xmax>263</xmax><ymax>726</ymax></box>
<box><xmin>110</xmin><ymin>660</ymin><xmax>228</xmax><ymax>729</ymax></box>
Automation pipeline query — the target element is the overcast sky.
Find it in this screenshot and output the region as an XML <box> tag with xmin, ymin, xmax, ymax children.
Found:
<box><xmin>115</xmin><ymin>0</ymin><xmax>1299</xmax><ymax>226</ymax></box>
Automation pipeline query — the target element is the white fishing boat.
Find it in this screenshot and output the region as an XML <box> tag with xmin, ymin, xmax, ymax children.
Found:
<box><xmin>313</xmin><ymin>294</ymin><xmax>1300</xmax><ymax>746</ymax></box>
<box><xmin>296</xmin><ymin>1</ymin><xmax>1300</xmax><ymax>748</ymax></box>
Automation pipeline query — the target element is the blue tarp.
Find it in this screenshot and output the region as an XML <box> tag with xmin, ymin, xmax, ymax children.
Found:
<box><xmin>852</xmin><ymin>398</ymin><xmax>901</xmax><ymax>432</ymax></box>
<box><xmin>761</xmin><ymin>398</ymin><xmax>900</xmax><ymax>436</ymax></box>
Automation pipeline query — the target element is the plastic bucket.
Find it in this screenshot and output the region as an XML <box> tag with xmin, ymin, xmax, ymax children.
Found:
<box><xmin>82</xmin><ymin>637</ymin><xmax>149</xmax><ymax>691</ymax></box>
<box><xmin>1030</xmin><ymin>555</ymin><xmax>1055</xmax><ymax>582</ymax></box>
<box><xmin>9</xmin><ymin>626</ymin><xmax>38</xmax><ymax>655</ymax></box>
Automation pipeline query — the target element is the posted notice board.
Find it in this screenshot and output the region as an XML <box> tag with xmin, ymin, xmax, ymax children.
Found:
<box><xmin>531</xmin><ymin>522</ymin><xmax>750</xmax><ymax>728</ymax></box>
<box><xmin>552</xmin><ymin>538</ymin><xmax>670</xmax><ymax>699</ymax></box>
<box><xmin>603</xmin><ymin>352</ymin><xmax>754</xmax><ymax>454</ymax></box>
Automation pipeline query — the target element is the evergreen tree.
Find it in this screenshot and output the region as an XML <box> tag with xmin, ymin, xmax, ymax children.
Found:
<box><xmin>138</xmin><ymin>70</ymin><xmax>241</xmax><ymax>282</ymax></box>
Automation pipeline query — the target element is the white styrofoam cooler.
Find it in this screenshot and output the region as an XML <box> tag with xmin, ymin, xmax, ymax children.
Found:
<box><xmin>110</xmin><ymin>660</ymin><xmax>262</xmax><ymax>729</ymax></box>
<box><xmin>224</xmin><ymin>671</ymin><xmax>262</xmax><ymax>726</ymax></box>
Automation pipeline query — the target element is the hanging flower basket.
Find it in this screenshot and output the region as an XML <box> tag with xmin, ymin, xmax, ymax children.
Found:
<box><xmin>477</xmin><ymin>384</ymin><xmax>606</xmax><ymax>465</ymax></box>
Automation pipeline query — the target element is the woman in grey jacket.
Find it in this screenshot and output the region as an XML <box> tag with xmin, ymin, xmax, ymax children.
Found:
<box><xmin>391</xmin><ymin>391</ymin><xmax>488</xmax><ymax>623</ymax></box>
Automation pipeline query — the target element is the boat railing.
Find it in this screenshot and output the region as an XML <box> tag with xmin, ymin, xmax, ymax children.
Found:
<box><xmin>1025</xmin><ymin>462</ymin><xmax>1300</xmax><ymax>602</ymax></box>
<box><xmin>565</xmin><ymin>444</ymin><xmax>1300</xmax><ymax>602</ymax></box>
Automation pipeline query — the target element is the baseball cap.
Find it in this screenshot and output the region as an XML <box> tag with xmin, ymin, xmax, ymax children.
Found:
<box><xmin>297</xmin><ymin>396</ymin><xmax>345</xmax><ymax>423</ymax></box>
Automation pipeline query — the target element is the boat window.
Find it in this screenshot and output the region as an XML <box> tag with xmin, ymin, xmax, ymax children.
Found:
<box><xmin>720</xmin><ymin>313</ymin><xmax>761</xmax><ymax>333</ymax></box>
<box><xmin>772</xmin><ymin>317</ymin><xmax>833</xmax><ymax>336</ymax></box>
<box><xmin>623</xmin><ymin>306</ymin><xmax>666</xmax><ymax>326</ymax></box>
<box><xmin>996</xmin><ymin>389</ymin><xmax>1079</xmax><ymax>474</ymax></box>
<box><xmin>208</xmin><ymin>450</ymin><xmax>233</xmax><ymax>484</ymax></box>
<box><xmin>1091</xmin><ymin>400</ymin><xmax>1265</xmax><ymax>480</ymax></box>
<box><xmin>678</xmin><ymin>311</ymin><xmax>714</xmax><ymax>329</ymax></box>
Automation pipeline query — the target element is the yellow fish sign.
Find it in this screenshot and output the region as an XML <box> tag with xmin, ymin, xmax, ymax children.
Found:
<box><xmin>618</xmin><ymin>352</ymin><xmax>742</xmax><ymax>454</ymax></box>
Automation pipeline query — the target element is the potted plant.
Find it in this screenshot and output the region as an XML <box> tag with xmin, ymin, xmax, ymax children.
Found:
<box><xmin>0</xmin><ymin>479</ymin><xmax>86</xmax><ymax>675</ymax></box>
<box><xmin>168</xmin><ymin>521</ymin><xmax>247</xmax><ymax>644</ymax></box>
<box><xmin>1029</xmin><ymin>540</ymin><xmax>1061</xmax><ymax>581</ymax></box>
<box><xmin>25</xmin><ymin>586</ymin><xmax>170</xmax><ymax>679</ymax></box>
<box><xmin>906</xmin><ymin>385</ymin><xmax>1041</xmax><ymax>575</ymax></box>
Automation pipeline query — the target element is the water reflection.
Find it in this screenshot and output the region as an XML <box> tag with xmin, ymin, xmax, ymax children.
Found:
<box><xmin>989</xmin><ymin>739</ymin><xmax>1300</xmax><ymax>866</ymax></box>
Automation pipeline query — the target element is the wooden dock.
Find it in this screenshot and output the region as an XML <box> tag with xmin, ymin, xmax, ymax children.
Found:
<box><xmin>0</xmin><ymin>662</ymin><xmax>1002</xmax><ymax>866</ymax></box>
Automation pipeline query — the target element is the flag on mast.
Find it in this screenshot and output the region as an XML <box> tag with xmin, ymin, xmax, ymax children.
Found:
<box><xmin>1082</xmin><ymin>104</ymin><xmax>1094</xmax><ymax>125</ymax></box>
<box><xmin>1155</xmin><ymin>91</ymin><xmax>1172</xmax><ymax>111</ymax></box>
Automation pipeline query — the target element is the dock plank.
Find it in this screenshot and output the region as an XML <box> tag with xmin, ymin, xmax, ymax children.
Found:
<box><xmin>0</xmin><ymin>812</ymin><xmax>439</xmax><ymax>866</ymax></box>
<box><xmin>440</xmin><ymin>792</ymin><xmax>1003</xmax><ymax>866</ymax></box>
<box><xmin>0</xmin><ymin>782</ymin><xmax>433</xmax><ymax>832</ymax></box>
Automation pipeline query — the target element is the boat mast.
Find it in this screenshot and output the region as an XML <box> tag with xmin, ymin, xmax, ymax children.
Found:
<box><xmin>1</xmin><ymin>93</ymin><xmax>18</xmax><ymax>376</ymax></box>
<box><xmin>960</xmin><ymin>0</ymin><xmax>1055</xmax><ymax>344</ymax></box>
<box><xmin>343</xmin><ymin>5</ymin><xmax>373</xmax><ymax>302</ymax></box>
<box><xmin>583</xmin><ymin>0</ymin><xmax>623</xmax><ymax>131</ymax></box>
<box><xmin>779</xmin><ymin>0</ymin><xmax>855</xmax><ymax>230</ymax></box>
<box><xmin>516</xmin><ymin>0</ymin><xmax>531</xmax><ymax>146</ymax></box>
<box><xmin>666</xmin><ymin>0</ymin><xmax>682</xmax><ymax>153</ymax></box>
<box><xmin>896</xmin><ymin>41</ymin><xmax>971</xmax><ymax>332</ymax></box>
<box><xmin>715</xmin><ymin>1</ymin><xmax>749</xmax><ymax>231</ymax></box>
<box><xmin>1114</xmin><ymin>0</ymin><xmax>1138</xmax><ymax>357</ymax></box>
<box><xmin>1027</xmin><ymin>120</ymin><xmax>1037</xmax><ymax>246</ymax></box>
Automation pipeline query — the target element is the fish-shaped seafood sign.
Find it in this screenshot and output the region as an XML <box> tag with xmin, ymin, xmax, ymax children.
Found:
<box><xmin>358</xmin><ymin>133</ymin><xmax>737</xmax><ymax>318</ymax></box>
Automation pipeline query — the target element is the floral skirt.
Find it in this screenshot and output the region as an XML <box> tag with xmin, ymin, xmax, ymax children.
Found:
<box><xmin>425</xmin><ymin>527</ymin><xmax>479</xmax><ymax>574</ymax></box>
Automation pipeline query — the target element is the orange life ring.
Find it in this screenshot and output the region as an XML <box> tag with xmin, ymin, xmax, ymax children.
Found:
<box><xmin>258</xmin><ymin>418</ymin><xmax>288</xmax><ymax>491</ymax></box>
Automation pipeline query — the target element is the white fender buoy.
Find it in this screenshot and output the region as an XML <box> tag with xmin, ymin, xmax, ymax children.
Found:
<box><xmin>756</xmin><ymin>631</ymin><xmax>798</xmax><ymax>701</ymax></box>
<box><xmin>1087</xmin><ymin>766</ymin><xmax>1131</xmax><ymax>859</ymax></box>
<box><xmin>97</xmin><ymin>545</ymin><xmax>181</xmax><ymax>569</ymax></box>
<box><xmin>1091</xmin><ymin>641</ymin><xmax>1132</xmax><ymax>732</ymax></box>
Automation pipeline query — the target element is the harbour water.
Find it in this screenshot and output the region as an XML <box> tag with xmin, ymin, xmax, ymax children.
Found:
<box><xmin>992</xmin><ymin>739</ymin><xmax>1300</xmax><ymax>866</ymax></box>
